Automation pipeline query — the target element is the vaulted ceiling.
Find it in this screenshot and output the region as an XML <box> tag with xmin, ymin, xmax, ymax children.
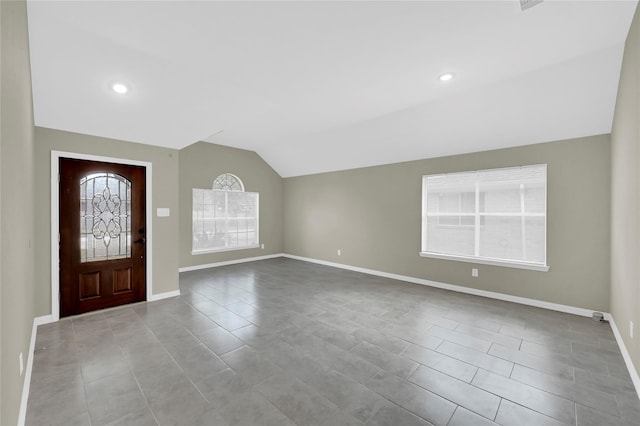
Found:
<box><xmin>27</xmin><ymin>1</ymin><xmax>638</xmax><ymax>177</ymax></box>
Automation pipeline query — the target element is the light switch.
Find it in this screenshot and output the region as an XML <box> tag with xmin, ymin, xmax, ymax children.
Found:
<box><xmin>157</xmin><ymin>208</ymin><xmax>170</xmax><ymax>217</ymax></box>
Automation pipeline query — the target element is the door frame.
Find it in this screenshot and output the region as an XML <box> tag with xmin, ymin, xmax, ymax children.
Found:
<box><xmin>51</xmin><ymin>150</ymin><xmax>153</xmax><ymax>321</ymax></box>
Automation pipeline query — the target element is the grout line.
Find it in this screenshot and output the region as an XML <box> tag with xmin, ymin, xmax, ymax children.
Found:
<box><xmin>118</xmin><ymin>350</ymin><xmax>161</xmax><ymax>426</ymax></box>
<box><xmin>406</xmin><ymin>361</ymin><xmax>420</xmax><ymax>379</ymax></box>
<box><xmin>73</xmin><ymin>326</ymin><xmax>97</xmax><ymax>426</ymax></box>
<box><xmin>444</xmin><ymin>406</ymin><xmax>456</xmax><ymax>426</ymax></box>
<box><xmin>469</xmin><ymin>367</ymin><xmax>481</xmax><ymax>385</ymax></box>
<box><xmin>113</xmin><ymin>310</ymin><xmax>162</xmax><ymax>425</ymax></box>
<box><xmin>494</xmin><ymin>398</ymin><xmax>503</xmax><ymax>422</ymax></box>
<box><xmin>149</xmin><ymin>321</ymin><xmax>213</xmax><ymax>404</ymax></box>
<box><xmin>446</xmin><ymin>406</ymin><xmax>461</xmax><ymax>426</ymax></box>
<box><xmin>406</xmin><ymin>365</ymin><xmax>496</xmax><ymax>425</ymax></box>
<box><xmin>69</xmin><ymin>319</ymin><xmax>92</xmax><ymax>410</ymax></box>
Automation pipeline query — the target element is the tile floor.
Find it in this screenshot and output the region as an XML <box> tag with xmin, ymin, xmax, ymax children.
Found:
<box><xmin>26</xmin><ymin>258</ymin><xmax>640</xmax><ymax>425</ymax></box>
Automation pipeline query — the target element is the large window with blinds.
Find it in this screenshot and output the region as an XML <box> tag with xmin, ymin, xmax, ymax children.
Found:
<box><xmin>192</xmin><ymin>173</ymin><xmax>259</xmax><ymax>254</ymax></box>
<box><xmin>421</xmin><ymin>164</ymin><xmax>548</xmax><ymax>271</ymax></box>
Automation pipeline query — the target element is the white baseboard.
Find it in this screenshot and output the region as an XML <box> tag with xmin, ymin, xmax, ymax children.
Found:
<box><xmin>18</xmin><ymin>315</ymin><xmax>50</xmax><ymax>426</ymax></box>
<box><xmin>282</xmin><ymin>254</ymin><xmax>596</xmax><ymax>318</ymax></box>
<box><xmin>149</xmin><ymin>289</ymin><xmax>181</xmax><ymax>302</ymax></box>
<box><xmin>34</xmin><ymin>315</ymin><xmax>53</xmax><ymax>326</ymax></box>
<box><xmin>178</xmin><ymin>253</ymin><xmax>285</xmax><ymax>273</ymax></box>
<box><xmin>607</xmin><ymin>315</ymin><xmax>640</xmax><ymax>400</ymax></box>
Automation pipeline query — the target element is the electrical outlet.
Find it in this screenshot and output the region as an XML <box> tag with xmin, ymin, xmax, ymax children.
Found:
<box><xmin>260</xmin><ymin>243</ymin><xmax>264</xmax><ymax>249</ymax></box>
<box><xmin>337</xmin><ymin>249</ymin><xmax>341</xmax><ymax>256</ymax></box>
<box><xmin>19</xmin><ymin>352</ymin><xmax>24</xmax><ymax>376</ymax></box>
<box><xmin>631</xmin><ymin>321</ymin><xmax>634</xmax><ymax>339</ymax></box>
<box><xmin>472</xmin><ymin>268</ymin><xmax>478</xmax><ymax>278</ymax></box>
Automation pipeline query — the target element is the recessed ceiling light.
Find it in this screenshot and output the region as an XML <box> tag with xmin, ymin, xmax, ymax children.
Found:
<box><xmin>439</xmin><ymin>73</ymin><xmax>455</xmax><ymax>82</ymax></box>
<box><xmin>112</xmin><ymin>83</ymin><xmax>128</xmax><ymax>94</ymax></box>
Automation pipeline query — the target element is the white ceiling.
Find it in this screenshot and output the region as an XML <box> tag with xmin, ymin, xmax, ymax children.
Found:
<box><xmin>27</xmin><ymin>0</ymin><xmax>638</xmax><ymax>177</ymax></box>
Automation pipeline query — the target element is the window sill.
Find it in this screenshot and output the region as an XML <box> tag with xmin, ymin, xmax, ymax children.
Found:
<box><xmin>192</xmin><ymin>244</ymin><xmax>260</xmax><ymax>256</ymax></box>
<box><xmin>419</xmin><ymin>252</ymin><xmax>549</xmax><ymax>272</ymax></box>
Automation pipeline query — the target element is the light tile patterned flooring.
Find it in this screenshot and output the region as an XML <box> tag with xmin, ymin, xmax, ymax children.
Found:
<box><xmin>26</xmin><ymin>258</ymin><xmax>640</xmax><ymax>425</ymax></box>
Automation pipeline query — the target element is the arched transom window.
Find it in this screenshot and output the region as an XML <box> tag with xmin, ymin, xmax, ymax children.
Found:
<box><xmin>212</xmin><ymin>173</ymin><xmax>244</xmax><ymax>191</ymax></box>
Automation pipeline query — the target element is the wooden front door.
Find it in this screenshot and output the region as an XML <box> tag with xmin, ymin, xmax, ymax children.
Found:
<box><xmin>59</xmin><ymin>158</ymin><xmax>146</xmax><ymax>317</ymax></box>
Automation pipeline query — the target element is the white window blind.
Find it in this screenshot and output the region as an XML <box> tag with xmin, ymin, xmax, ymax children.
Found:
<box><xmin>421</xmin><ymin>164</ymin><xmax>547</xmax><ymax>270</ymax></box>
<box><xmin>192</xmin><ymin>186</ymin><xmax>259</xmax><ymax>254</ymax></box>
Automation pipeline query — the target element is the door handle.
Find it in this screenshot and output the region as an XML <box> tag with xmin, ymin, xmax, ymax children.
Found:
<box><xmin>135</xmin><ymin>238</ymin><xmax>146</xmax><ymax>244</ymax></box>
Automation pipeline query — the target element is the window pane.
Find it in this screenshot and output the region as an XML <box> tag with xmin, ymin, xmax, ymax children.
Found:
<box><xmin>439</xmin><ymin>192</ymin><xmax>461</xmax><ymax>213</ymax></box>
<box><xmin>479</xmin><ymin>216</ymin><xmax>523</xmax><ymax>260</ymax></box>
<box><xmin>461</xmin><ymin>215</ymin><xmax>475</xmax><ymax>226</ymax></box>
<box><xmin>460</xmin><ymin>192</ymin><xmax>475</xmax><ymax>213</ymax></box>
<box><xmin>438</xmin><ymin>216</ymin><xmax>460</xmax><ymax>226</ymax></box>
<box><xmin>426</xmin><ymin>174</ymin><xmax>475</xmax><ymax>214</ymax></box>
<box><xmin>478</xmin><ymin>166</ymin><xmax>545</xmax><ymax>214</ymax></box>
<box><xmin>524</xmin><ymin>183</ymin><xmax>546</xmax><ymax>213</ymax></box>
<box><xmin>192</xmin><ymin>186</ymin><xmax>259</xmax><ymax>252</ymax></box>
<box><xmin>480</xmin><ymin>184</ymin><xmax>521</xmax><ymax>213</ymax></box>
<box><xmin>426</xmin><ymin>217</ymin><xmax>475</xmax><ymax>256</ymax></box>
<box><xmin>213</xmin><ymin>173</ymin><xmax>244</xmax><ymax>191</ymax></box>
<box><xmin>524</xmin><ymin>217</ymin><xmax>546</xmax><ymax>263</ymax></box>
<box><xmin>422</xmin><ymin>164</ymin><xmax>546</xmax><ymax>267</ymax></box>
<box><xmin>247</xmin><ymin>231</ymin><xmax>257</xmax><ymax>245</ymax></box>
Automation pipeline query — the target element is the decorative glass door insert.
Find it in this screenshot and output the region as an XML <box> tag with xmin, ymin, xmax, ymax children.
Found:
<box><xmin>80</xmin><ymin>172</ymin><xmax>131</xmax><ymax>262</ymax></box>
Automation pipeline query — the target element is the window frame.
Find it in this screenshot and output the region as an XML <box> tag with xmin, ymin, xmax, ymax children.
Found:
<box><xmin>420</xmin><ymin>164</ymin><xmax>549</xmax><ymax>272</ymax></box>
<box><xmin>191</xmin><ymin>175</ymin><xmax>260</xmax><ymax>255</ymax></box>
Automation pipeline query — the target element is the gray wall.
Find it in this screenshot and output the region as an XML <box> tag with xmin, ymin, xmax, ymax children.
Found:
<box><xmin>1</xmin><ymin>0</ymin><xmax>36</xmax><ymax>423</ymax></box>
<box><xmin>284</xmin><ymin>135</ymin><xmax>611</xmax><ymax>312</ymax></box>
<box><xmin>34</xmin><ymin>128</ymin><xmax>180</xmax><ymax>316</ymax></box>
<box><xmin>611</xmin><ymin>5</ymin><xmax>640</xmax><ymax>377</ymax></box>
<box><xmin>179</xmin><ymin>142</ymin><xmax>283</xmax><ymax>268</ymax></box>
